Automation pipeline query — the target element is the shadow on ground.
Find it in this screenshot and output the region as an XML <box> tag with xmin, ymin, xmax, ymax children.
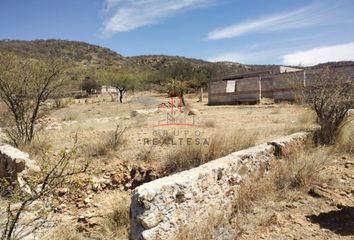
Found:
<box><xmin>307</xmin><ymin>206</ymin><xmax>354</xmax><ymax>236</ymax></box>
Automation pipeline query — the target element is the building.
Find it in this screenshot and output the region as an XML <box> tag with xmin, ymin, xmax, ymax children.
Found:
<box><xmin>208</xmin><ymin>63</ymin><xmax>354</xmax><ymax>105</ymax></box>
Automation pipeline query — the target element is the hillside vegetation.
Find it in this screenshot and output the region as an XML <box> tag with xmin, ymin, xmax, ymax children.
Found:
<box><xmin>1</xmin><ymin>39</ymin><xmax>353</xmax><ymax>93</ymax></box>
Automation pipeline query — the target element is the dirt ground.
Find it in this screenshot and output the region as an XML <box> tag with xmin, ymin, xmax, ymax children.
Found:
<box><xmin>35</xmin><ymin>92</ymin><xmax>314</xmax><ymax>172</ymax></box>
<box><xmin>2</xmin><ymin>92</ymin><xmax>352</xmax><ymax>240</ymax></box>
<box><xmin>234</xmin><ymin>152</ymin><xmax>354</xmax><ymax>240</ymax></box>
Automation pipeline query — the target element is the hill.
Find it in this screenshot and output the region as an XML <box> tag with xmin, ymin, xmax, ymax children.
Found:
<box><xmin>0</xmin><ymin>39</ymin><xmax>126</xmax><ymax>68</ymax></box>
<box><xmin>0</xmin><ymin>39</ymin><xmax>249</xmax><ymax>77</ymax></box>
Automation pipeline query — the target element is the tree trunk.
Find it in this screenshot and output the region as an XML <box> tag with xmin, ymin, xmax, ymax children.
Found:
<box><xmin>118</xmin><ymin>88</ymin><xmax>125</xmax><ymax>103</ymax></box>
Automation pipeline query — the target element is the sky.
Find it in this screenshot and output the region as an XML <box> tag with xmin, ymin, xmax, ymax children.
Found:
<box><xmin>1</xmin><ymin>0</ymin><xmax>354</xmax><ymax>66</ymax></box>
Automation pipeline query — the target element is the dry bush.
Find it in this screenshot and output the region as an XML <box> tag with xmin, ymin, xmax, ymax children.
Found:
<box><xmin>53</xmin><ymin>97</ymin><xmax>71</xmax><ymax>109</ymax></box>
<box><xmin>87</xmin><ymin>141</ymin><xmax>110</xmax><ymax>157</ymax></box>
<box><xmin>105</xmin><ymin>124</ymin><xmax>127</xmax><ymax>151</ymax></box>
<box><xmin>233</xmin><ymin>146</ymin><xmax>328</xmax><ymax>216</ymax></box>
<box><xmin>271</xmin><ymin>147</ymin><xmax>328</xmax><ymax>192</ymax></box>
<box><xmin>300</xmin><ymin>68</ymin><xmax>353</xmax><ymax>144</ymax></box>
<box><xmin>137</xmin><ymin>145</ymin><xmax>156</xmax><ymax>162</ymax></box>
<box><xmin>163</xmin><ymin>130</ymin><xmax>257</xmax><ymax>175</ymax></box>
<box><xmin>86</xmin><ymin>125</ymin><xmax>126</xmax><ymax>157</ymax></box>
<box><xmin>94</xmin><ymin>193</ymin><xmax>130</xmax><ymax>240</ymax></box>
<box><xmin>233</xmin><ymin>177</ymin><xmax>272</xmax><ymax>215</ymax></box>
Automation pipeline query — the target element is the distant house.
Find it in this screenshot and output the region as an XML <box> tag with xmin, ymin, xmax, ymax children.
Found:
<box><xmin>101</xmin><ymin>85</ymin><xmax>118</xmax><ymax>94</ymax></box>
<box><xmin>208</xmin><ymin>64</ymin><xmax>354</xmax><ymax>105</ymax></box>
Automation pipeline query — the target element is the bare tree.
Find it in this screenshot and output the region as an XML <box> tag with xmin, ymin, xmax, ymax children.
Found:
<box><xmin>0</xmin><ymin>148</ymin><xmax>88</xmax><ymax>240</ymax></box>
<box><xmin>300</xmin><ymin>67</ymin><xmax>353</xmax><ymax>144</ymax></box>
<box><xmin>0</xmin><ymin>53</ymin><xmax>68</xmax><ymax>146</ymax></box>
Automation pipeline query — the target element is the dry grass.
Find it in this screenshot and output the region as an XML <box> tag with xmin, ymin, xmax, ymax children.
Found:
<box><xmin>53</xmin><ymin>98</ymin><xmax>72</xmax><ymax>109</ymax></box>
<box><xmin>163</xmin><ymin>145</ymin><xmax>205</xmax><ymax>174</ymax></box>
<box><xmin>94</xmin><ymin>192</ymin><xmax>130</xmax><ymax>240</ymax></box>
<box><xmin>137</xmin><ymin>145</ymin><xmax>156</xmax><ymax>162</ymax></box>
<box><xmin>176</xmin><ymin>210</ymin><xmax>224</xmax><ymax>240</ymax></box>
<box><xmin>85</xmin><ymin>125</ymin><xmax>126</xmax><ymax>157</ymax></box>
<box><xmin>61</xmin><ymin>113</ymin><xmax>78</xmax><ymax>121</ymax></box>
<box><xmin>41</xmin><ymin>224</ymin><xmax>84</xmax><ymax>240</ymax></box>
<box><xmin>162</xmin><ymin>129</ymin><xmax>257</xmax><ymax>175</ymax></box>
<box><xmin>270</xmin><ymin>108</ymin><xmax>281</xmax><ymax>114</ymax></box>
<box><xmin>172</xmin><ymin>147</ymin><xmax>330</xmax><ymax>239</ymax></box>
<box><xmin>233</xmin><ymin>146</ymin><xmax>328</xmax><ymax>215</ymax></box>
<box><xmin>21</xmin><ymin>136</ymin><xmax>52</xmax><ymax>158</ymax></box>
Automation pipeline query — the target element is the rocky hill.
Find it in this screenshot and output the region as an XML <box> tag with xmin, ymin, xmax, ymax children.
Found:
<box><xmin>0</xmin><ymin>39</ymin><xmax>248</xmax><ymax>76</ymax></box>
<box><xmin>0</xmin><ymin>39</ymin><xmax>126</xmax><ymax>68</ymax></box>
<box><xmin>1</xmin><ymin>39</ymin><xmax>352</xmax><ymax>78</ymax></box>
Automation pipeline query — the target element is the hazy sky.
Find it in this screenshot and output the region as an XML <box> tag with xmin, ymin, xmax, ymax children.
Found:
<box><xmin>1</xmin><ymin>0</ymin><xmax>354</xmax><ymax>65</ymax></box>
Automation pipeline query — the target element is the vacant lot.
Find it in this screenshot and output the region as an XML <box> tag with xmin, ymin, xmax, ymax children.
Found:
<box><xmin>31</xmin><ymin>92</ymin><xmax>315</xmax><ymax>174</ymax></box>
<box><xmin>1</xmin><ymin>92</ymin><xmax>353</xmax><ymax>240</ymax></box>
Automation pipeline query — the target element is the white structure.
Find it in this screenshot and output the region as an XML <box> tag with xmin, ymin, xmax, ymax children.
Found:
<box><xmin>101</xmin><ymin>85</ymin><xmax>118</xmax><ymax>94</ymax></box>
<box><xmin>280</xmin><ymin>66</ymin><xmax>303</xmax><ymax>73</ymax></box>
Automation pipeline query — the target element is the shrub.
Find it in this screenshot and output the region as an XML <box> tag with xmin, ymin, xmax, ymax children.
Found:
<box><xmin>86</xmin><ymin>125</ymin><xmax>126</xmax><ymax>157</ymax></box>
<box><xmin>300</xmin><ymin>68</ymin><xmax>353</xmax><ymax>144</ymax></box>
<box><xmin>80</xmin><ymin>76</ymin><xmax>101</xmax><ymax>95</ymax></box>
<box><xmin>233</xmin><ymin>146</ymin><xmax>327</xmax><ymax>215</ymax></box>
<box><xmin>0</xmin><ymin>53</ymin><xmax>68</xmax><ymax>146</ymax></box>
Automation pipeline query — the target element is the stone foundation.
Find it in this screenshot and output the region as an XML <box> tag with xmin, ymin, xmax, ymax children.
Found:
<box><xmin>130</xmin><ymin>132</ymin><xmax>310</xmax><ymax>240</ymax></box>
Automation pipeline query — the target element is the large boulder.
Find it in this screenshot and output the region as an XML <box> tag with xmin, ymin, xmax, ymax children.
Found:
<box><xmin>0</xmin><ymin>143</ymin><xmax>40</xmax><ymax>182</ymax></box>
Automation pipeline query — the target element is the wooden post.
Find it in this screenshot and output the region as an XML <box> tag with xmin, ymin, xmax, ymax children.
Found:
<box><xmin>199</xmin><ymin>88</ymin><xmax>203</xmax><ymax>102</ymax></box>
<box><xmin>303</xmin><ymin>70</ymin><xmax>307</xmax><ymax>87</ymax></box>
<box><xmin>258</xmin><ymin>77</ymin><xmax>262</xmax><ymax>103</ymax></box>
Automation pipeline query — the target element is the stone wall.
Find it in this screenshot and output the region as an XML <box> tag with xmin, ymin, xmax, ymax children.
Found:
<box><xmin>0</xmin><ymin>143</ymin><xmax>40</xmax><ymax>182</ymax></box>
<box><xmin>130</xmin><ymin>132</ymin><xmax>310</xmax><ymax>240</ymax></box>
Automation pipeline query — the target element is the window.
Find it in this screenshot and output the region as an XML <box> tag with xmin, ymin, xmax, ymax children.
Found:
<box><xmin>226</xmin><ymin>80</ymin><xmax>236</xmax><ymax>93</ymax></box>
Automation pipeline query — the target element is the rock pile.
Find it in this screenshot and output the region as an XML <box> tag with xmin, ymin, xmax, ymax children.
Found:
<box><xmin>90</xmin><ymin>165</ymin><xmax>159</xmax><ymax>193</ymax></box>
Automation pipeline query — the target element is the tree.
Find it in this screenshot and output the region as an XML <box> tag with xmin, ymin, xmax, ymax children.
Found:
<box><xmin>300</xmin><ymin>67</ymin><xmax>353</xmax><ymax>144</ymax></box>
<box><xmin>99</xmin><ymin>69</ymin><xmax>141</xmax><ymax>103</ymax></box>
<box><xmin>166</xmin><ymin>79</ymin><xmax>188</xmax><ymax>106</ymax></box>
<box><xmin>80</xmin><ymin>76</ymin><xmax>101</xmax><ymax>95</ymax></box>
<box><xmin>0</xmin><ymin>53</ymin><xmax>68</xmax><ymax>146</ymax></box>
